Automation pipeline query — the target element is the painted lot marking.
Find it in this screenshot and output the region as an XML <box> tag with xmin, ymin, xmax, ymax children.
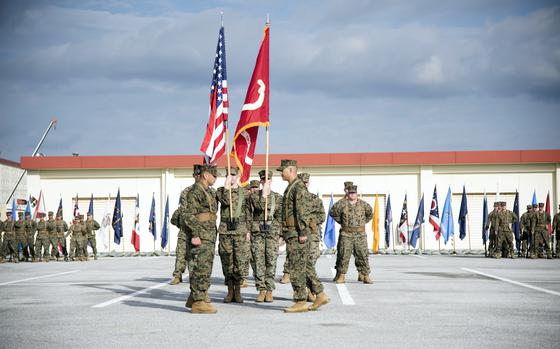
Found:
<box><xmin>0</xmin><ymin>270</ymin><xmax>80</xmax><ymax>286</ymax></box>
<box><xmin>410</xmin><ymin>254</ymin><xmax>427</xmax><ymax>259</ymax></box>
<box><xmin>92</xmin><ymin>279</ymin><xmax>172</xmax><ymax>308</ymax></box>
<box><xmin>330</xmin><ymin>268</ymin><xmax>355</xmax><ymax>305</ymax></box>
<box><xmin>462</xmin><ymin>268</ymin><xmax>560</xmax><ymax>297</ymax></box>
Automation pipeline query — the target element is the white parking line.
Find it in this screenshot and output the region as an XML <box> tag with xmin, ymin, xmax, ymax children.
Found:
<box><xmin>462</xmin><ymin>268</ymin><xmax>560</xmax><ymax>297</ymax></box>
<box><xmin>410</xmin><ymin>254</ymin><xmax>427</xmax><ymax>259</ymax></box>
<box><xmin>91</xmin><ymin>279</ymin><xmax>172</xmax><ymax>308</ymax></box>
<box><xmin>0</xmin><ymin>270</ymin><xmax>80</xmax><ymax>286</ymax></box>
<box><xmin>330</xmin><ymin>268</ymin><xmax>355</xmax><ymax>305</ymax></box>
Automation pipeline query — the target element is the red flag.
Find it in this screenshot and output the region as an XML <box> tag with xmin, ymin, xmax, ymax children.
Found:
<box><xmin>233</xmin><ymin>25</ymin><xmax>270</xmax><ymax>186</ymax></box>
<box><xmin>131</xmin><ymin>194</ymin><xmax>140</xmax><ymax>252</ymax></box>
<box><xmin>546</xmin><ymin>192</ymin><xmax>552</xmax><ymax>236</ymax></box>
<box><xmin>200</xmin><ymin>26</ymin><xmax>229</xmax><ymax>165</ymax></box>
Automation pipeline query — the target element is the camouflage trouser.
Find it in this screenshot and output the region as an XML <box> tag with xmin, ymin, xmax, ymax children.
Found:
<box><xmin>532</xmin><ymin>229</ymin><xmax>551</xmax><ymax>257</ymax></box>
<box><xmin>520</xmin><ymin>231</ymin><xmax>529</xmax><ymax>256</ymax></box>
<box><xmin>34</xmin><ymin>236</ymin><xmax>51</xmax><ymax>259</ymax></box>
<box><xmin>189</xmin><ymin>238</ymin><xmax>216</xmax><ymax>301</ymax></box>
<box><xmin>173</xmin><ymin>229</ymin><xmax>187</xmax><ymax>278</ymax></box>
<box><xmin>488</xmin><ymin>230</ymin><xmax>496</xmax><ymax>256</ymax></box>
<box><xmin>335</xmin><ymin>233</ymin><xmax>371</xmax><ymax>275</ymax></box>
<box><xmin>219</xmin><ymin>233</ymin><xmax>247</xmax><ymax>285</ymax></box>
<box><xmin>3</xmin><ymin>238</ymin><xmax>18</xmax><ymax>260</ymax></box>
<box><xmin>555</xmin><ymin>232</ymin><xmax>560</xmax><ymax>257</ymax></box>
<box><xmin>282</xmin><ymin>253</ymin><xmax>290</xmax><ymax>274</ymax></box>
<box><xmin>241</xmin><ymin>238</ymin><xmax>255</xmax><ymax>280</ymax></box>
<box><xmin>251</xmin><ymin>233</ymin><xmax>278</xmax><ymax>291</ymax></box>
<box><xmin>49</xmin><ymin>236</ymin><xmax>59</xmax><ymax>258</ymax></box>
<box><xmin>495</xmin><ymin>230</ymin><xmax>515</xmax><ymax>258</ymax></box>
<box><xmin>26</xmin><ymin>235</ymin><xmax>35</xmax><ymax>259</ymax></box>
<box><xmin>16</xmin><ymin>235</ymin><xmax>27</xmax><ymax>259</ymax></box>
<box><xmin>285</xmin><ymin>235</ymin><xmax>324</xmax><ymax>301</ymax></box>
<box><xmin>309</xmin><ymin>236</ymin><xmax>321</xmax><ymax>266</ymax></box>
<box><xmin>70</xmin><ymin>238</ymin><xmax>84</xmax><ymax>258</ymax></box>
<box><xmin>85</xmin><ymin>235</ymin><xmax>97</xmax><ymax>256</ymax></box>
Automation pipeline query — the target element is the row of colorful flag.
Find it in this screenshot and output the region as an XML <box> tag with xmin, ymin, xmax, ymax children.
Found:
<box><xmin>322</xmin><ymin>186</ymin><xmax>554</xmax><ymax>251</ymax></box>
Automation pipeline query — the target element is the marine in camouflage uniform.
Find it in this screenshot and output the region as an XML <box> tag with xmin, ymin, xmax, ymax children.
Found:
<box><xmin>279</xmin><ymin>159</ymin><xmax>329</xmax><ymax>313</ymax></box>
<box><xmin>34</xmin><ymin>213</ymin><xmax>50</xmax><ymax>262</ymax></box>
<box><xmin>183</xmin><ymin>165</ymin><xmax>220</xmax><ymax>314</ymax></box>
<box><xmin>520</xmin><ymin>205</ymin><xmax>533</xmax><ymax>257</ymax></box>
<box><xmin>24</xmin><ymin>212</ymin><xmax>37</xmax><ymax>261</ymax></box>
<box><xmin>495</xmin><ymin>202</ymin><xmax>517</xmax><ymax>259</ymax></box>
<box><xmin>552</xmin><ymin>205</ymin><xmax>560</xmax><ymax>258</ymax></box>
<box><xmin>84</xmin><ymin>213</ymin><xmax>100</xmax><ymax>260</ymax></box>
<box><xmin>297</xmin><ymin>173</ymin><xmax>326</xmax><ymax>300</ymax></box>
<box><xmin>532</xmin><ymin>203</ymin><xmax>552</xmax><ymax>259</ymax></box>
<box><xmin>15</xmin><ymin>212</ymin><xmax>27</xmax><ymax>261</ymax></box>
<box><xmin>68</xmin><ymin>216</ymin><xmax>86</xmax><ymax>261</ymax></box>
<box><xmin>54</xmin><ymin>214</ymin><xmax>69</xmax><ymax>261</ymax></box>
<box><xmin>216</xmin><ymin>167</ymin><xmax>251</xmax><ymax>304</ymax></box>
<box><xmin>46</xmin><ymin>212</ymin><xmax>57</xmax><ymax>260</ymax></box>
<box><xmin>170</xmin><ymin>164</ymin><xmax>202</xmax><ymax>285</ymax></box>
<box><xmin>2</xmin><ymin>212</ymin><xmax>18</xmax><ymax>262</ymax></box>
<box><xmin>250</xmin><ymin>171</ymin><xmax>283</xmax><ymax>303</ymax></box>
<box><xmin>485</xmin><ymin>202</ymin><xmax>500</xmax><ymax>257</ymax></box>
<box><xmin>330</xmin><ymin>185</ymin><xmax>374</xmax><ymax>283</ymax></box>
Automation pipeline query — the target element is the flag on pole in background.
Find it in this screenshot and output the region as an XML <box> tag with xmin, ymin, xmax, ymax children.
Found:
<box><xmin>200</xmin><ymin>25</ymin><xmax>229</xmax><ymax>165</ymax></box>
<box><xmin>398</xmin><ymin>194</ymin><xmax>409</xmax><ymax>244</ymax></box>
<box><xmin>441</xmin><ymin>187</ymin><xmax>454</xmax><ymax>244</ymax></box>
<box><xmin>88</xmin><ymin>193</ymin><xmax>94</xmax><ymax>217</ymax></box>
<box><xmin>57</xmin><ymin>197</ymin><xmax>63</xmax><ymax>219</ymax></box>
<box><xmin>232</xmin><ymin>24</ymin><xmax>270</xmax><ymax>186</ymax></box>
<box><xmin>99</xmin><ymin>195</ymin><xmax>111</xmax><ymax>249</ymax></box>
<box><xmin>513</xmin><ymin>190</ymin><xmax>520</xmax><ymax>252</ymax></box>
<box><xmin>11</xmin><ymin>198</ymin><xmax>17</xmax><ymax>220</ymax></box>
<box><xmin>482</xmin><ymin>193</ymin><xmax>489</xmax><ymax>245</ymax></box>
<box><xmin>385</xmin><ymin>194</ymin><xmax>392</xmax><ymax>248</ymax></box>
<box><xmin>546</xmin><ymin>191</ymin><xmax>552</xmax><ymax>235</ymax></box>
<box><xmin>73</xmin><ymin>193</ymin><xmax>80</xmax><ymax>219</ymax></box>
<box><xmin>33</xmin><ymin>190</ymin><xmax>46</xmax><ymax>219</ymax></box>
<box><xmin>429</xmin><ymin>185</ymin><xmax>441</xmax><ymax>240</ymax></box>
<box><xmin>323</xmin><ymin>193</ymin><xmax>336</xmax><ymax>249</ymax></box>
<box><xmin>410</xmin><ymin>194</ymin><xmax>425</xmax><ymax>248</ymax></box>
<box><xmin>458</xmin><ymin>185</ymin><xmax>468</xmax><ymax>240</ymax></box>
<box><xmin>161</xmin><ymin>196</ymin><xmax>169</xmax><ymax>249</ymax></box>
<box><xmin>372</xmin><ymin>194</ymin><xmax>380</xmax><ymax>252</ymax></box>
<box><xmin>112</xmin><ymin>189</ymin><xmax>123</xmax><ymax>244</ymax></box>
<box><xmin>149</xmin><ymin>193</ymin><xmax>157</xmax><ymax>240</ymax></box>
<box><xmin>532</xmin><ymin>190</ymin><xmax>537</xmax><ymax>206</ymax></box>
<box><xmin>131</xmin><ymin>194</ymin><xmax>140</xmax><ymax>253</ymax></box>
<box><xmin>25</xmin><ymin>195</ymin><xmax>31</xmax><ymax>216</ymax></box>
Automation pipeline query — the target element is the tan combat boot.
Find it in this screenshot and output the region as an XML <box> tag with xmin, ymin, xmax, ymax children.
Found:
<box><xmin>170</xmin><ymin>276</ymin><xmax>182</xmax><ymax>285</ymax></box>
<box><xmin>308</xmin><ymin>292</ymin><xmax>330</xmax><ymax>311</ymax></box>
<box><xmin>284</xmin><ymin>301</ymin><xmax>308</xmax><ymax>313</ymax></box>
<box><xmin>256</xmin><ymin>290</ymin><xmax>266</xmax><ymax>303</ymax></box>
<box><xmin>224</xmin><ymin>285</ymin><xmax>234</xmax><ymax>303</ymax></box>
<box><xmin>233</xmin><ymin>283</ymin><xmax>244</xmax><ymax>303</ymax></box>
<box><xmin>191</xmin><ymin>301</ymin><xmax>217</xmax><ymax>314</ymax></box>
<box><xmin>265</xmin><ymin>291</ymin><xmax>273</xmax><ymax>303</ymax></box>
<box><xmin>280</xmin><ymin>273</ymin><xmax>290</xmax><ymax>284</ymax></box>
<box><xmin>240</xmin><ymin>278</ymin><xmax>248</xmax><ymax>288</ymax></box>
<box><xmin>334</xmin><ymin>273</ymin><xmax>346</xmax><ymax>284</ymax></box>
<box><xmin>357</xmin><ymin>274</ymin><xmax>363</xmax><ymax>282</ymax></box>
<box><xmin>185</xmin><ymin>293</ymin><xmax>194</xmax><ymax>308</ymax></box>
<box><xmin>362</xmin><ymin>274</ymin><xmax>373</xmax><ymax>284</ymax></box>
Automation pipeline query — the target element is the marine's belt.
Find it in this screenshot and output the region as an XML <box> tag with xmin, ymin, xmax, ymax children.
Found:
<box><xmin>197</xmin><ymin>212</ymin><xmax>217</xmax><ymax>222</ymax></box>
<box><xmin>341</xmin><ymin>226</ymin><xmax>366</xmax><ymax>233</ymax></box>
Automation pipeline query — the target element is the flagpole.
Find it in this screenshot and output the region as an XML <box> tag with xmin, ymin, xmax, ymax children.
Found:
<box><xmin>467</xmin><ymin>214</ymin><xmax>472</xmax><ymax>252</ymax></box>
<box><xmin>452</xmin><ymin>233</ymin><xmax>456</xmax><ymax>255</ymax></box>
<box><xmin>391</xmin><ymin>222</ymin><xmax>395</xmax><ymax>253</ymax></box>
<box><xmin>263</xmin><ymin>14</ymin><xmax>270</xmax><ymax>222</ymax></box>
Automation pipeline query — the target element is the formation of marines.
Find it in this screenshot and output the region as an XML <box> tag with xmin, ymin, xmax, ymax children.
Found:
<box><xmin>486</xmin><ymin>201</ymin><xmax>560</xmax><ymax>259</ymax></box>
<box><xmin>168</xmin><ymin>159</ymin><xmax>377</xmax><ymax>314</ymax></box>
<box><xmin>1</xmin><ymin>210</ymin><xmax>100</xmax><ymax>263</ymax></box>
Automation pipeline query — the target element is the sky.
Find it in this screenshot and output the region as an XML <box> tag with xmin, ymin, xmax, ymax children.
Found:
<box><xmin>0</xmin><ymin>0</ymin><xmax>559</xmax><ymax>161</ymax></box>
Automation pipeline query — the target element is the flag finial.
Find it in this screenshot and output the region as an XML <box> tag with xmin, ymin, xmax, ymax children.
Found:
<box><xmin>266</xmin><ymin>13</ymin><xmax>270</xmax><ymax>25</ymax></box>
<box><xmin>220</xmin><ymin>11</ymin><xmax>224</xmax><ymax>26</ymax></box>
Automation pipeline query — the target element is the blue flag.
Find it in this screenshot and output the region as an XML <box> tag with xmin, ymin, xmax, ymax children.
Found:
<box><xmin>161</xmin><ymin>196</ymin><xmax>169</xmax><ymax>249</ymax></box>
<box><xmin>25</xmin><ymin>196</ymin><xmax>31</xmax><ymax>216</ymax></box>
<box><xmin>513</xmin><ymin>191</ymin><xmax>520</xmax><ymax>253</ymax></box>
<box><xmin>112</xmin><ymin>188</ymin><xmax>123</xmax><ymax>244</ymax></box>
<box><xmin>11</xmin><ymin>198</ymin><xmax>17</xmax><ymax>220</ymax></box>
<box><xmin>482</xmin><ymin>194</ymin><xmax>489</xmax><ymax>245</ymax></box>
<box><xmin>532</xmin><ymin>190</ymin><xmax>537</xmax><ymax>206</ymax></box>
<box><xmin>385</xmin><ymin>194</ymin><xmax>392</xmax><ymax>247</ymax></box>
<box><xmin>441</xmin><ymin>187</ymin><xmax>454</xmax><ymax>244</ymax></box>
<box><xmin>149</xmin><ymin>193</ymin><xmax>157</xmax><ymax>240</ymax></box>
<box><xmin>88</xmin><ymin>193</ymin><xmax>94</xmax><ymax>217</ymax></box>
<box><xmin>458</xmin><ymin>185</ymin><xmax>468</xmax><ymax>240</ymax></box>
<box><xmin>323</xmin><ymin>193</ymin><xmax>336</xmax><ymax>249</ymax></box>
<box><xmin>410</xmin><ymin>194</ymin><xmax>424</xmax><ymax>248</ymax></box>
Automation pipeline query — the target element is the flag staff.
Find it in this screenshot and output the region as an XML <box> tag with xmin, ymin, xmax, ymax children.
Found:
<box><xmin>467</xmin><ymin>214</ymin><xmax>472</xmax><ymax>252</ymax></box>
<box><xmin>263</xmin><ymin>15</ymin><xmax>271</xmax><ymax>222</ymax></box>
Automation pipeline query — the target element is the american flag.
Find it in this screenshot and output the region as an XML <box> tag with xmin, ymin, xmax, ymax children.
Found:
<box><xmin>429</xmin><ymin>185</ymin><xmax>441</xmax><ymax>240</ymax></box>
<box><xmin>200</xmin><ymin>26</ymin><xmax>228</xmax><ymax>165</ymax></box>
<box><xmin>73</xmin><ymin>193</ymin><xmax>80</xmax><ymax>219</ymax></box>
<box><xmin>398</xmin><ymin>194</ymin><xmax>409</xmax><ymax>244</ymax></box>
